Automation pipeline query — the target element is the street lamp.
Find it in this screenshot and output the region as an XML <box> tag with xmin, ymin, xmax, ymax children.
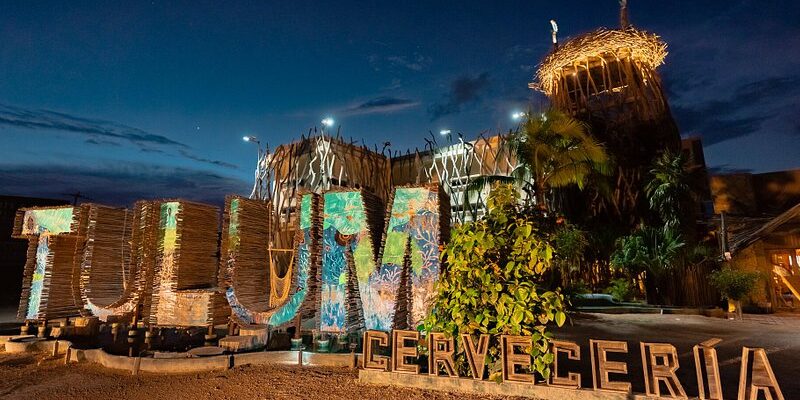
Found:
<box><xmin>439</xmin><ymin>129</ymin><xmax>451</xmax><ymax>135</ymax></box>
<box><xmin>243</xmin><ymin>135</ymin><xmax>265</xmax><ymax>199</ymax></box>
<box><xmin>511</xmin><ymin>111</ymin><xmax>527</xmax><ymax>121</ymax></box>
<box><xmin>321</xmin><ymin>117</ymin><xmax>335</xmax><ymax>128</ymax></box>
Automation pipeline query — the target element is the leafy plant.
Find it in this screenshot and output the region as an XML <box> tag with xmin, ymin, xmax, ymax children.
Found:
<box><xmin>551</xmin><ymin>223</ymin><xmax>589</xmax><ymax>287</ymax></box>
<box><xmin>468</xmin><ymin>108</ymin><xmax>610</xmax><ymax>211</ymax></box>
<box><xmin>611</xmin><ymin>226</ymin><xmax>684</xmax><ymax>276</ymax></box>
<box><xmin>423</xmin><ymin>184</ymin><xmax>567</xmax><ymax>381</ymax></box>
<box><xmin>604</xmin><ymin>278</ymin><xmax>634</xmax><ymax>302</ymax></box>
<box><xmin>709</xmin><ymin>268</ymin><xmax>761</xmax><ymax>301</ymax></box>
<box><xmin>611</xmin><ymin>226</ymin><xmax>684</xmax><ymax>304</ymax></box>
<box><xmin>645</xmin><ymin>151</ymin><xmax>691</xmax><ymax>229</ymax></box>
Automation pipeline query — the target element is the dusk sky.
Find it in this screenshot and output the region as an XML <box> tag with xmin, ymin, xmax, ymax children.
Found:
<box><xmin>1</xmin><ymin>0</ymin><xmax>798</xmax><ymax>206</ymax></box>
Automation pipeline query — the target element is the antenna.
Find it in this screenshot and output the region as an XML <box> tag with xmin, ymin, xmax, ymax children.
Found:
<box><xmin>550</xmin><ymin>20</ymin><xmax>559</xmax><ymax>49</ymax></box>
<box><xmin>619</xmin><ymin>0</ymin><xmax>630</xmax><ymax>29</ymax></box>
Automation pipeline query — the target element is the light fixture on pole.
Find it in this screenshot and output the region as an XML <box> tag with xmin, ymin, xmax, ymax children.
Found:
<box><xmin>243</xmin><ymin>135</ymin><xmax>265</xmax><ymax>199</ymax></box>
<box><xmin>439</xmin><ymin>129</ymin><xmax>451</xmax><ymax>136</ymax></box>
<box><xmin>511</xmin><ymin>111</ymin><xmax>527</xmax><ymax>121</ymax></box>
<box><xmin>321</xmin><ymin>117</ymin><xmax>335</xmax><ymax>128</ymax></box>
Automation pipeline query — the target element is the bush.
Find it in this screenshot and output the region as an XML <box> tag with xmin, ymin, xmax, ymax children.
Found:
<box><xmin>424</xmin><ymin>184</ymin><xmax>567</xmax><ymax>381</ymax></box>
<box><xmin>709</xmin><ymin>267</ymin><xmax>761</xmax><ymax>301</ymax></box>
<box><xmin>604</xmin><ymin>278</ymin><xmax>633</xmax><ymax>302</ymax></box>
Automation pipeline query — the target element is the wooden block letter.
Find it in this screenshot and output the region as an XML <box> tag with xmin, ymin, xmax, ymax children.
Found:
<box><xmin>392</xmin><ymin>330</ymin><xmax>419</xmax><ymax>374</ymax></box>
<box><xmin>428</xmin><ymin>332</ymin><xmax>457</xmax><ymax>377</ymax></box>
<box><xmin>501</xmin><ymin>335</ymin><xmax>533</xmax><ymax>384</ymax></box>
<box><xmin>590</xmin><ymin>339</ymin><xmax>631</xmax><ymax>393</ymax></box>
<box><xmin>641</xmin><ymin>342</ymin><xmax>687</xmax><ymax>398</ymax></box>
<box><xmin>362</xmin><ymin>330</ymin><xmax>390</xmax><ymax>371</ymax></box>
<box><xmin>694</xmin><ymin>338</ymin><xmax>723</xmax><ymax>400</ymax></box>
<box><xmin>551</xmin><ymin>340</ymin><xmax>581</xmax><ymax>389</ymax></box>
<box><xmin>461</xmin><ymin>333</ymin><xmax>489</xmax><ymax>380</ymax></box>
<box><xmin>738</xmin><ymin>347</ymin><xmax>784</xmax><ymax>400</ymax></box>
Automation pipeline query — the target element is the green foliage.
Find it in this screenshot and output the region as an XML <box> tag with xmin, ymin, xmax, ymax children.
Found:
<box><xmin>467</xmin><ymin>108</ymin><xmax>610</xmax><ymax>211</ymax></box>
<box><xmin>611</xmin><ymin>226</ymin><xmax>684</xmax><ymax>277</ymax></box>
<box><xmin>604</xmin><ymin>278</ymin><xmax>634</xmax><ymax>302</ymax></box>
<box><xmin>709</xmin><ymin>268</ymin><xmax>761</xmax><ymax>301</ymax></box>
<box><xmin>424</xmin><ymin>184</ymin><xmax>567</xmax><ymax>382</ymax></box>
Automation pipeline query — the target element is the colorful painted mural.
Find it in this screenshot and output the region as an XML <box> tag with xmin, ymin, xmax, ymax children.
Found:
<box><xmin>21</xmin><ymin>208</ymin><xmax>74</xmax><ymax>235</ymax></box>
<box><xmin>320</xmin><ymin>191</ymin><xmax>375</xmax><ymax>332</ymax></box>
<box><xmin>26</xmin><ymin>235</ymin><xmax>50</xmax><ymax>320</ymax></box>
<box><xmin>268</xmin><ymin>194</ymin><xmax>315</xmax><ymax>326</ymax></box>
<box><xmin>153</xmin><ymin>202</ymin><xmax>180</xmax><ymax>325</ymax></box>
<box><xmin>363</xmin><ymin>186</ymin><xmax>443</xmax><ymax>330</ymax></box>
<box><xmin>16</xmin><ymin>207</ymin><xmax>77</xmax><ymax>321</ymax></box>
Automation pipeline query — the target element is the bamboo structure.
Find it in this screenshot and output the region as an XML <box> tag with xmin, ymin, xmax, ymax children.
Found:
<box><xmin>531</xmin><ymin>8</ymin><xmax>681</xmax><ymax>228</ymax></box>
<box><xmin>250</xmin><ymin>132</ymin><xmax>518</xmax><ymax>227</ymax></box>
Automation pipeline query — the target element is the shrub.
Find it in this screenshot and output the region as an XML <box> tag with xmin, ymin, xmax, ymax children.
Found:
<box><xmin>424</xmin><ymin>184</ymin><xmax>567</xmax><ymax>382</ymax></box>
<box><xmin>709</xmin><ymin>267</ymin><xmax>761</xmax><ymax>301</ymax></box>
<box><xmin>604</xmin><ymin>278</ymin><xmax>633</xmax><ymax>302</ymax></box>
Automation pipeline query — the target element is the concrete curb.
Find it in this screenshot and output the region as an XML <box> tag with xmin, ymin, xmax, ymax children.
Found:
<box><xmin>2</xmin><ymin>339</ymin><xmax>357</xmax><ymax>374</ymax></box>
<box><xmin>64</xmin><ymin>349</ymin><xmax>356</xmax><ymax>374</ymax></box>
<box><xmin>358</xmin><ymin>369</ymin><xmax>660</xmax><ymax>400</ymax></box>
<box><xmin>3</xmin><ymin>338</ymin><xmax>72</xmax><ymax>355</ymax></box>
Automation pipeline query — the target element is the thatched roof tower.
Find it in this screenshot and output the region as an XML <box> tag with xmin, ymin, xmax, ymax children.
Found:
<box><xmin>532</xmin><ymin>0</ymin><xmax>682</xmax><ymax>228</ymax></box>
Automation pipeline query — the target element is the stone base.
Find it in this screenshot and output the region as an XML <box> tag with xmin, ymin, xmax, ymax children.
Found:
<box><xmin>358</xmin><ymin>369</ymin><xmax>653</xmax><ymax>400</ymax></box>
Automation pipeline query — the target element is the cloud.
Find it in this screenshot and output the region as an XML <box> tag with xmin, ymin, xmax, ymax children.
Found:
<box><xmin>0</xmin><ymin>162</ymin><xmax>250</xmax><ymax>207</ymax></box>
<box><xmin>85</xmin><ymin>137</ymin><xmax>122</xmax><ymax>147</ymax></box>
<box><xmin>386</xmin><ymin>54</ymin><xmax>431</xmax><ymax>71</ymax></box>
<box><xmin>428</xmin><ymin>73</ymin><xmax>491</xmax><ymax>120</ymax></box>
<box><xmin>178</xmin><ymin>149</ymin><xmax>238</xmax><ymax>169</ymax></box>
<box><xmin>341</xmin><ymin>97</ymin><xmax>420</xmax><ymax>116</ymax></box>
<box><xmin>0</xmin><ymin>103</ymin><xmax>238</xmax><ymax>170</ymax></box>
<box><xmin>671</xmin><ymin>75</ymin><xmax>800</xmax><ymax>145</ymax></box>
<box><xmin>0</xmin><ymin>103</ymin><xmax>187</xmax><ymax>149</ymax></box>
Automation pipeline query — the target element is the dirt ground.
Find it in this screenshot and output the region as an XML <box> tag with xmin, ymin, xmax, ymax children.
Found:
<box><xmin>0</xmin><ymin>313</ymin><xmax>798</xmax><ymax>399</ymax></box>
<box><xmin>0</xmin><ymin>354</ymin><xmax>522</xmax><ymax>400</ymax></box>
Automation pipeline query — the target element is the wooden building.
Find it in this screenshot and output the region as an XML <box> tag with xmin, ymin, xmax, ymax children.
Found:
<box><xmin>713</xmin><ymin>169</ymin><xmax>800</xmax><ymax>311</ymax></box>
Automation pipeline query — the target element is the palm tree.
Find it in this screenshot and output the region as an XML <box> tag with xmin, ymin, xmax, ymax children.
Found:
<box><xmin>468</xmin><ymin>109</ymin><xmax>610</xmax><ymax>211</ymax></box>
<box><xmin>611</xmin><ymin>225</ymin><xmax>685</xmax><ymax>304</ymax></box>
<box><xmin>645</xmin><ymin>151</ymin><xmax>692</xmax><ymax>229</ymax></box>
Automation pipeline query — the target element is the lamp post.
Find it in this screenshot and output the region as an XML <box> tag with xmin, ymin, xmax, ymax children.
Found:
<box><xmin>243</xmin><ymin>135</ymin><xmax>264</xmax><ymax>199</ymax></box>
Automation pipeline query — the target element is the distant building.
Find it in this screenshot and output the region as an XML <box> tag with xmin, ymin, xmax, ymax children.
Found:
<box><xmin>0</xmin><ymin>195</ymin><xmax>69</xmax><ymax>309</ymax></box>
<box><xmin>711</xmin><ymin>169</ymin><xmax>800</xmax><ymax>311</ymax></box>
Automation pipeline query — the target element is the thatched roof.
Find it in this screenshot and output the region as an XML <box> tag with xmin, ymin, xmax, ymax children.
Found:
<box><xmin>534</xmin><ymin>27</ymin><xmax>668</xmax><ymax>95</ymax></box>
<box><xmin>728</xmin><ymin>203</ymin><xmax>800</xmax><ymax>253</ymax></box>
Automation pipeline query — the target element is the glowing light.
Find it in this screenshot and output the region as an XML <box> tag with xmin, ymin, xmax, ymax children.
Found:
<box><xmin>439</xmin><ymin>129</ymin><xmax>451</xmax><ymax>136</ymax></box>
<box><xmin>243</xmin><ymin>135</ymin><xmax>258</xmax><ymax>143</ymax></box>
<box><xmin>535</xmin><ymin>28</ymin><xmax>668</xmax><ymax>95</ymax></box>
<box><xmin>321</xmin><ymin>117</ymin><xmax>335</xmax><ymax>127</ymax></box>
<box><xmin>511</xmin><ymin>112</ymin><xmax>527</xmax><ymax>121</ymax></box>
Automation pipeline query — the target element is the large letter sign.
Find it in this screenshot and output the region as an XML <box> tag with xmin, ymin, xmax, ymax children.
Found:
<box><xmin>13</xmin><ymin>206</ymin><xmax>81</xmax><ymax>321</ymax></box>
<box><xmin>318</xmin><ymin>185</ymin><xmax>448</xmax><ymax>333</ymax></box>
